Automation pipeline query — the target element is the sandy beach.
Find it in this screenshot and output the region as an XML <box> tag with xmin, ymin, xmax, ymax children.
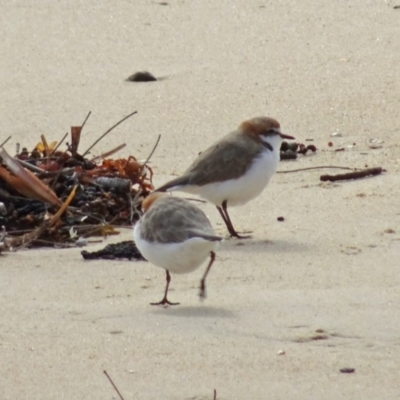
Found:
<box><xmin>1</xmin><ymin>1</ymin><xmax>400</xmax><ymax>399</ymax></box>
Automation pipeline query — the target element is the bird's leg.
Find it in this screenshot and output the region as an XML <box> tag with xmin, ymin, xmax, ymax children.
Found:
<box><xmin>218</xmin><ymin>201</ymin><xmax>252</xmax><ymax>239</ymax></box>
<box><xmin>150</xmin><ymin>270</ymin><xmax>180</xmax><ymax>306</ymax></box>
<box><xmin>216</xmin><ymin>205</ymin><xmax>230</xmax><ymax>226</ymax></box>
<box><xmin>199</xmin><ymin>251</ymin><xmax>216</xmax><ymax>300</ymax></box>
<box><xmin>217</xmin><ymin>202</ymin><xmax>238</xmax><ymax>236</ymax></box>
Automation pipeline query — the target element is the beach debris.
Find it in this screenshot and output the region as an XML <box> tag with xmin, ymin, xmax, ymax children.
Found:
<box><xmin>340</xmin><ymin>367</ymin><xmax>355</xmax><ymax>374</ymax></box>
<box><xmin>0</xmin><ymin>147</ymin><xmax>62</xmax><ymax>206</ymax></box>
<box><xmin>0</xmin><ymin>111</ymin><xmax>155</xmax><ymax>250</ymax></box>
<box><xmin>0</xmin><ymin>226</ymin><xmax>6</xmax><ymax>254</ymax></box>
<box><xmin>277</xmin><ymin>349</ymin><xmax>286</xmax><ymax>355</ymax></box>
<box><xmin>81</xmin><ymin>240</ymin><xmax>145</xmax><ymax>261</ymax></box>
<box><xmin>0</xmin><ymin>136</ymin><xmax>11</xmax><ymax>148</ymax></box>
<box><xmin>330</xmin><ymin>132</ymin><xmax>343</xmax><ymax>137</ymax></box>
<box><xmin>368</xmin><ymin>138</ymin><xmax>384</xmax><ymax>149</ymax></box>
<box><xmin>75</xmin><ymin>237</ymin><xmax>88</xmax><ymax>247</ymax></box>
<box><xmin>104</xmin><ymin>370</ymin><xmax>125</xmax><ymax>400</ymax></box>
<box><xmin>383</xmin><ymin>228</ymin><xmax>395</xmax><ymax>234</ymax></box>
<box><xmin>280</xmin><ymin>141</ymin><xmax>317</xmax><ymax>160</ymax></box>
<box><xmin>126</xmin><ymin>71</ymin><xmax>157</xmax><ymax>82</ymax></box>
<box><xmin>320</xmin><ymin>167</ymin><xmax>383</xmax><ymax>182</ymax></box>
<box><xmin>277</xmin><ymin>216</ymin><xmax>285</xmax><ymax>222</ymax></box>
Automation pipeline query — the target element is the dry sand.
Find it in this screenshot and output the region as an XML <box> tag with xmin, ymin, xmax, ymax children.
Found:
<box><xmin>1</xmin><ymin>1</ymin><xmax>400</xmax><ymax>399</ymax></box>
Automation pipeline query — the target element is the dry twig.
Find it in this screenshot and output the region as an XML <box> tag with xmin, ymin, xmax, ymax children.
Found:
<box><xmin>103</xmin><ymin>370</ymin><xmax>125</xmax><ymax>400</ymax></box>
<box><xmin>82</xmin><ymin>110</ymin><xmax>137</xmax><ymax>157</ymax></box>
<box><xmin>49</xmin><ymin>132</ymin><xmax>68</xmax><ymax>156</ymax></box>
<box><xmin>90</xmin><ymin>143</ymin><xmax>127</xmax><ymax>162</ymax></box>
<box><xmin>80</xmin><ymin>110</ymin><xmax>92</xmax><ymax>131</ymax></box>
<box><xmin>320</xmin><ymin>167</ymin><xmax>383</xmax><ymax>182</ymax></box>
<box><xmin>0</xmin><ymin>136</ymin><xmax>12</xmax><ymax>148</ymax></box>
<box><xmin>141</xmin><ymin>134</ymin><xmax>161</xmax><ymax>172</ymax></box>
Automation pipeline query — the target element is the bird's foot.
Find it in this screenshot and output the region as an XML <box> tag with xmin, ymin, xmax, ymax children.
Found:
<box><xmin>150</xmin><ymin>297</ymin><xmax>180</xmax><ymax>306</ymax></box>
<box><xmin>229</xmin><ymin>230</ymin><xmax>252</xmax><ymax>239</ymax></box>
<box><xmin>199</xmin><ymin>289</ymin><xmax>207</xmax><ymax>301</ymax></box>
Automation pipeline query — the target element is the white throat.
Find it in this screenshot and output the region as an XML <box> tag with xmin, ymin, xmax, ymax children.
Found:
<box><xmin>260</xmin><ymin>134</ymin><xmax>283</xmax><ymax>152</ymax></box>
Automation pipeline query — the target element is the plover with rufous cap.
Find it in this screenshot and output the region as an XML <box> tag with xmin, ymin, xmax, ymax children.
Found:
<box><xmin>155</xmin><ymin>116</ymin><xmax>295</xmax><ymax>238</ymax></box>
<box><xmin>133</xmin><ymin>193</ymin><xmax>222</xmax><ymax>306</ymax></box>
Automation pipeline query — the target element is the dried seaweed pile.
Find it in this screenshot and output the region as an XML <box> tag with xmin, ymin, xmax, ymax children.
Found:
<box><xmin>81</xmin><ymin>240</ymin><xmax>145</xmax><ymax>261</ymax></box>
<box><xmin>0</xmin><ymin>111</ymin><xmax>153</xmax><ymax>250</ymax></box>
<box><xmin>280</xmin><ymin>141</ymin><xmax>317</xmax><ymax>160</ymax></box>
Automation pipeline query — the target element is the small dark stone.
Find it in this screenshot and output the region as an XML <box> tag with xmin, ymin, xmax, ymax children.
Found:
<box><xmin>277</xmin><ymin>216</ymin><xmax>285</xmax><ymax>222</ymax></box>
<box><xmin>126</xmin><ymin>71</ymin><xmax>157</xmax><ymax>82</ymax></box>
<box><xmin>307</xmin><ymin>144</ymin><xmax>317</xmax><ymax>152</ymax></box>
<box><xmin>298</xmin><ymin>144</ymin><xmax>307</xmax><ymax>154</ymax></box>
<box><xmin>280</xmin><ymin>141</ymin><xmax>290</xmax><ymax>152</ymax></box>
<box><xmin>340</xmin><ymin>368</ymin><xmax>355</xmax><ymax>374</ymax></box>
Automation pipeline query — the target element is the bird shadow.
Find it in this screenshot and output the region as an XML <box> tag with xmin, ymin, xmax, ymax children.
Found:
<box><xmin>220</xmin><ymin>238</ymin><xmax>310</xmax><ymax>253</ymax></box>
<box><xmin>151</xmin><ymin>304</ymin><xmax>236</xmax><ymax>319</ymax></box>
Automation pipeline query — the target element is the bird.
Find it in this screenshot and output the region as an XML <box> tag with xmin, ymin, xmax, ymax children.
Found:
<box><xmin>155</xmin><ymin>116</ymin><xmax>295</xmax><ymax>238</ymax></box>
<box><xmin>133</xmin><ymin>192</ymin><xmax>223</xmax><ymax>306</ymax></box>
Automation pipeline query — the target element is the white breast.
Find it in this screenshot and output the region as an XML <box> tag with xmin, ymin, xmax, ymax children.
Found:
<box><xmin>179</xmin><ymin>149</ymin><xmax>280</xmax><ymax>207</ymax></box>
<box><xmin>133</xmin><ymin>221</ymin><xmax>218</xmax><ymax>274</ymax></box>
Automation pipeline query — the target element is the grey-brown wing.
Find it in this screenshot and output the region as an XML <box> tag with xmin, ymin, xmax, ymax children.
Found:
<box><xmin>187</xmin><ymin>229</ymin><xmax>222</xmax><ymax>241</ymax></box>
<box><xmin>185</xmin><ymin>131</ymin><xmax>262</xmax><ymax>186</ymax></box>
<box><xmin>140</xmin><ymin>197</ymin><xmax>216</xmax><ymax>244</ymax></box>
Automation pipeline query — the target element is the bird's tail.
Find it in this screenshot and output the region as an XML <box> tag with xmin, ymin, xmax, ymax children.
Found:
<box><xmin>155</xmin><ymin>176</ymin><xmax>190</xmax><ymax>193</ymax></box>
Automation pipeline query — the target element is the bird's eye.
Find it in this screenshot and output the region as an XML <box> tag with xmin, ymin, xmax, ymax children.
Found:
<box><xmin>264</xmin><ymin>129</ymin><xmax>276</xmax><ymax>135</ymax></box>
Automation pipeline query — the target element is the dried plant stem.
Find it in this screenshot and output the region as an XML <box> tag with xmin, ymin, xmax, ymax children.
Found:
<box><xmin>37</xmin><ymin>167</ymin><xmax>75</xmax><ymax>179</ymax></box>
<box><xmin>130</xmin><ymin>134</ymin><xmax>162</xmax><ymax>216</ymax></box>
<box><xmin>141</xmin><ymin>134</ymin><xmax>161</xmax><ymax>171</ymax></box>
<box><xmin>0</xmin><ymin>136</ymin><xmax>12</xmax><ymax>148</ymax></box>
<box><xmin>82</xmin><ymin>110</ymin><xmax>138</xmax><ymax>157</ymax></box>
<box><xmin>103</xmin><ymin>370</ymin><xmax>125</xmax><ymax>400</ymax></box>
<box><xmin>17</xmin><ymin>159</ymin><xmax>46</xmax><ymax>173</ymax></box>
<box><xmin>50</xmin><ymin>132</ymin><xmax>68</xmax><ymax>156</ymax></box>
<box><xmin>40</xmin><ymin>135</ymin><xmax>50</xmax><ymax>157</ymax></box>
<box><xmin>278</xmin><ymin>166</ymin><xmax>356</xmax><ymax>174</ymax></box>
<box><xmin>90</xmin><ymin>143</ymin><xmax>127</xmax><ymax>162</ymax></box>
<box><xmin>320</xmin><ymin>167</ymin><xmax>383</xmax><ymax>182</ymax></box>
<box><xmin>81</xmin><ymin>111</ymin><xmax>92</xmax><ymax>131</ymax></box>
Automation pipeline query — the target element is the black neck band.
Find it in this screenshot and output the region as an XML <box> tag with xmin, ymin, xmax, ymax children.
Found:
<box><xmin>261</xmin><ymin>141</ymin><xmax>273</xmax><ymax>151</ymax></box>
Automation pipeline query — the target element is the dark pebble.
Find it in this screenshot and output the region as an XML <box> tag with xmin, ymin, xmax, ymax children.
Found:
<box><xmin>340</xmin><ymin>368</ymin><xmax>355</xmax><ymax>374</ymax></box>
<box><xmin>277</xmin><ymin>216</ymin><xmax>285</xmax><ymax>222</ymax></box>
<box><xmin>307</xmin><ymin>144</ymin><xmax>317</xmax><ymax>152</ymax></box>
<box><xmin>126</xmin><ymin>71</ymin><xmax>157</xmax><ymax>82</ymax></box>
